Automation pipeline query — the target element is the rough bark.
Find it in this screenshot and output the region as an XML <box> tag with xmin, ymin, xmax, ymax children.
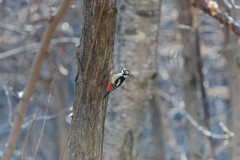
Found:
<box><xmin>103</xmin><ymin>0</ymin><xmax>160</xmax><ymax>160</ymax></box>
<box><xmin>2</xmin><ymin>0</ymin><xmax>72</xmax><ymax>159</ymax></box>
<box><xmin>69</xmin><ymin>0</ymin><xmax>117</xmax><ymax>160</ymax></box>
<box><xmin>177</xmin><ymin>1</ymin><xmax>215</xmax><ymax>159</ymax></box>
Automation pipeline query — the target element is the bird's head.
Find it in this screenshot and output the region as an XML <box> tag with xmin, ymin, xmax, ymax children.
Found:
<box><xmin>121</xmin><ymin>68</ymin><xmax>130</xmax><ymax>77</ymax></box>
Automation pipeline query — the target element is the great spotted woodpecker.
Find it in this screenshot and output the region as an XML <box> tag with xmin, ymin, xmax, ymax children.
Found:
<box><xmin>103</xmin><ymin>68</ymin><xmax>130</xmax><ymax>99</ymax></box>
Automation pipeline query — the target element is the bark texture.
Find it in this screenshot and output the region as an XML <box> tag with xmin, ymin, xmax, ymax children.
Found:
<box><xmin>70</xmin><ymin>0</ymin><xmax>117</xmax><ymax>159</ymax></box>
<box><xmin>103</xmin><ymin>0</ymin><xmax>160</xmax><ymax>160</ymax></box>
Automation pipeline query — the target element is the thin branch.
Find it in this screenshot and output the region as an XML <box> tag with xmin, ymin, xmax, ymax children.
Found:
<box><xmin>231</xmin><ymin>0</ymin><xmax>240</xmax><ymax>9</ymax></box>
<box><xmin>192</xmin><ymin>0</ymin><xmax>240</xmax><ymax>36</ymax></box>
<box><xmin>3</xmin><ymin>85</ymin><xmax>13</xmax><ymax>126</ymax></box>
<box><xmin>223</xmin><ymin>0</ymin><xmax>232</xmax><ymax>8</ymax></box>
<box><xmin>160</xmin><ymin>91</ymin><xmax>234</xmax><ymax>139</ymax></box>
<box><xmin>2</xmin><ymin>0</ymin><xmax>72</xmax><ymax>159</ymax></box>
<box><xmin>0</xmin><ymin>37</ymin><xmax>79</xmax><ymax>59</ymax></box>
<box><xmin>0</xmin><ymin>22</ymin><xmax>24</xmax><ymax>34</ymax></box>
<box><xmin>219</xmin><ymin>122</ymin><xmax>235</xmax><ymax>136</ymax></box>
<box><xmin>215</xmin><ymin>140</ymin><xmax>229</xmax><ymax>156</ymax></box>
<box><xmin>21</xmin><ymin>67</ymin><xmax>59</xmax><ymax>160</ymax></box>
<box><xmin>60</xmin><ymin>0</ymin><xmax>107</xmax><ymax>159</ymax></box>
<box><xmin>176</xmin><ymin>23</ymin><xmax>195</xmax><ymax>32</ymax></box>
<box><xmin>180</xmin><ymin>109</ymin><xmax>233</xmax><ymax>139</ymax></box>
<box><xmin>21</xmin><ymin>107</ymin><xmax>69</xmax><ymax>129</ymax></box>
<box><xmin>32</xmin><ymin>80</ymin><xmax>53</xmax><ymax>160</ymax></box>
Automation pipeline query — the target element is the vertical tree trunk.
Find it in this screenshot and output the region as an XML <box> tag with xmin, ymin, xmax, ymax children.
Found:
<box><xmin>150</xmin><ymin>82</ymin><xmax>165</xmax><ymax>160</ymax></box>
<box><xmin>223</xmin><ymin>2</ymin><xmax>238</xmax><ymax>159</ymax></box>
<box><xmin>103</xmin><ymin>0</ymin><xmax>160</xmax><ymax>160</ymax></box>
<box><xmin>150</xmin><ymin>1</ymin><xmax>165</xmax><ymax>158</ymax></box>
<box><xmin>177</xmin><ymin>1</ymin><xmax>201</xmax><ymax>159</ymax></box>
<box><xmin>177</xmin><ymin>1</ymin><xmax>214</xmax><ymax>159</ymax></box>
<box><xmin>70</xmin><ymin>0</ymin><xmax>117</xmax><ymax>159</ymax></box>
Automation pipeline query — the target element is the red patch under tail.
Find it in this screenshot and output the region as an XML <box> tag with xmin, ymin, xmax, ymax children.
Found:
<box><xmin>107</xmin><ymin>81</ymin><xmax>113</xmax><ymax>92</ymax></box>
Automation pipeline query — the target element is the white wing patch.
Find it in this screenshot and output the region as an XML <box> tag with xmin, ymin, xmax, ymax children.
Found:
<box><xmin>110</xmin><ymin>73</ymin><xmax>122</xmax><ymax>84</ymax></box>
<box><xmin>117</xmin><ymin>80</ymin><xmax>121</xmax><ymax>86</ymax></box>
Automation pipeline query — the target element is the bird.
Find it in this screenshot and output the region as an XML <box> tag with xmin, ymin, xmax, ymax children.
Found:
<box><xmin>103</xmin><ymin>68</ymin><xmax>130</xmax><ymax>99</ymax></box>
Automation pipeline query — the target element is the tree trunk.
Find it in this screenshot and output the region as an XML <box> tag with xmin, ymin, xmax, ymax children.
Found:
<box><xmin>223</xmin><ymin>2</ymin><xmax>238</xmax><ymax>160</ymax></box>
<box><xmin>150</xmin><ymin>82</ymin><xmax>165</xmax><ymax>160</ymax></box>
<box><xmin>103</xmin><ymin>0</ymin><xmax>160</xmax><ymax>160</ymax></box>
<box><xmin>177</xmin><ymin>1</ymin><xmax>214</xmax><ymax>159</ymax></box>
<box><xmin>70</xmin><ymin>0</ymin><xmax>117</xmax><ymax>159</ymax></box>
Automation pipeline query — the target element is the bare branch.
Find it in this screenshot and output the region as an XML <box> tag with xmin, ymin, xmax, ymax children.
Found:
<box><xmin>2</xmin><ymin>0</ymin><xmax>72</xmax><ymax>159</ymax></box>
<box><xmin>223</xmin><ymin>0</ymin><xmax>232</xmax><ymax>8</ymax></box>
<box><xmin>231</xmin><ymin>0</ymin><xmax>240</xmax><ymax>9</ymax></box>
<box><xmin>0</xmin><ymin>37</ymin><xmax>79</xmax><ymax>59</ymax></box>
<box><xmin>21</xmin><ymin>68</ymin><xmax>59</xmax><ymax>160</ymax></box>
<box><xmin>219</xmin><ymin>122</ymin><xmax>235</xmax><ymax>137</ymax></box>
<box><xmin>3</xmin><ymin>85</ymin><xmax>13</xmax><ymax>126</ymax></box>
<box><xmin>21</xmin><ymin>107</ymin><xmax>69</xmax><ymax>129</ymax></box>
<box><xmin>176</xmin><ymin>23</ymin><xmax>195</xmax><ymax>32</ymax></box>
<box><xmin>32</xmin><ymin>80</ymin><xmax>53</xmax><ymax>160</ymax></box>
<box><xmin>192</xmin><ymin>0</ymin><xmax>240</xmax><ymax>36</ymax></box>
<box><xmin>180</xmin><ymin>109</ymin><xmax>233</xmax><ymax>139</ymax></box>
<box><xmin>160</xmin><ymin>91</ymin><xmax>234</xmax><ymax>139</ymax></box>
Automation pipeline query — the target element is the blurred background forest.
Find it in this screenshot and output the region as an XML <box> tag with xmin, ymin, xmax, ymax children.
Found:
<box><xmin>0</xmin><ymin>0</ymin><xmax>240</xmax><ymax>160</ymax></box>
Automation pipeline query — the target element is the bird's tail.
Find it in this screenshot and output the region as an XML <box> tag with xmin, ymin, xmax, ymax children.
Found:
<box><xmin>103</xmin><ymin>92</ymin><xmax>110</xmax><ymax>99</ymax></box>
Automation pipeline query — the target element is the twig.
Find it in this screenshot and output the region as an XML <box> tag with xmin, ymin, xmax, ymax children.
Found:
<box><xmin>192</xmin><ymin>0</ymin><xmax>240</xmax><ymax>36</ymax></box>
<box><xmin>32</xmin><ymin>123</ymin><xmax>35</xmax><ymax>158</ymax></box>
<box><xmin>231</xmin><ymin>0</ymin><xmax>240</xmax><ymax>9</ymax></box>
<box><xmin>21</xmin><ymin>107</ymin><xmax>69</xmax><ymax>129</ymax></box>
<box><xmin>32</xmin><ymin>77</ymin><xmax>54</xmax><ymax>160</ymax></box>
<box><xmin>176</xmin><ymin>24</ymin><xmax>195</xmax><ymax>32</ymax></box>
<box><xmin>60</xmin><ymin>0</ymin><xmax>107</xmax><ymax>159</ymax></box>
<box><xmin>0</xmin><ymin>22</ymin><xmax>24</xmax><ymax>34</ymax></box>
<box><xmin>21</xmin><ymin>67</ymin><xmax>59</xmax><ymax>160</ymax></box>
<box><xmin>2</xmin><ymin>0</ymin><xmax>72</xmax><ymax>159</ymax></box>
<box><xmin>180</xmin><ymin>109</ymin><xmax>233</xmax><ymax>139</ymax></box>
<box><xmin>3</xmin><ymin>85</ymin><xmax>13</xmax><ymax>126</ymax></box>
<box><xmin>223</xmin><ymin>0</ymin><xmax>232</xmax><ymax>8</ymax></box>
<box><xmin>0</xmin><ymin>37</ymin><xmax>78</xmax><ymax>59</ymax></box>
<box><xmin>160</xmin><ymin>91</ymin><xmax>234</xmax><ymax>139</ymax></box>
<box><xmin>214</xmin><ymin>140</ymin><xmax>229</xmax><ymax>156</ymax></box>
<box><xmin>219</xmin><ymin>122</ymin><xmax>235</xmax><ymax>136</ymax></box>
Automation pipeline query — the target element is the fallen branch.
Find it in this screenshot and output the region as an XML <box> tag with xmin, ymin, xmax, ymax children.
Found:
<box><xmin>2</xmin><ymin>0</ymin><xmax>72</xmax><ymax>160</ymax></box>
<box><xmin>192</xmin><ymin>0</ymin><xmax>240</xmax><ymax>36</ymax></box>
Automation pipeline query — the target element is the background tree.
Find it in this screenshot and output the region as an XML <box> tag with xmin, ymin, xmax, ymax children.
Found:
<box><xmin>176</xmin><ymin>1</ymin><xmax>204</xmax><ymax>159</ymax></box>
<box><xmin>103</xmin><ymin>0</ymin><xmax>161</xmax><ymax>159</ymax></box>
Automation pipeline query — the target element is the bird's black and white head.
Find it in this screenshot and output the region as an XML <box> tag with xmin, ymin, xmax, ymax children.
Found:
<box><xmin>121</xmin><ymin>68</ymin><xmax>130</xmax><ymax>78</ymax></box>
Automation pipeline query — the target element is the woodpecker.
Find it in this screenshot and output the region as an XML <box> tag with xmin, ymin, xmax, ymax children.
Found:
<box><xmin>103</xmin><ymin>68</ymin><xmax>130</xmax><ymax>99</ymax></box>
